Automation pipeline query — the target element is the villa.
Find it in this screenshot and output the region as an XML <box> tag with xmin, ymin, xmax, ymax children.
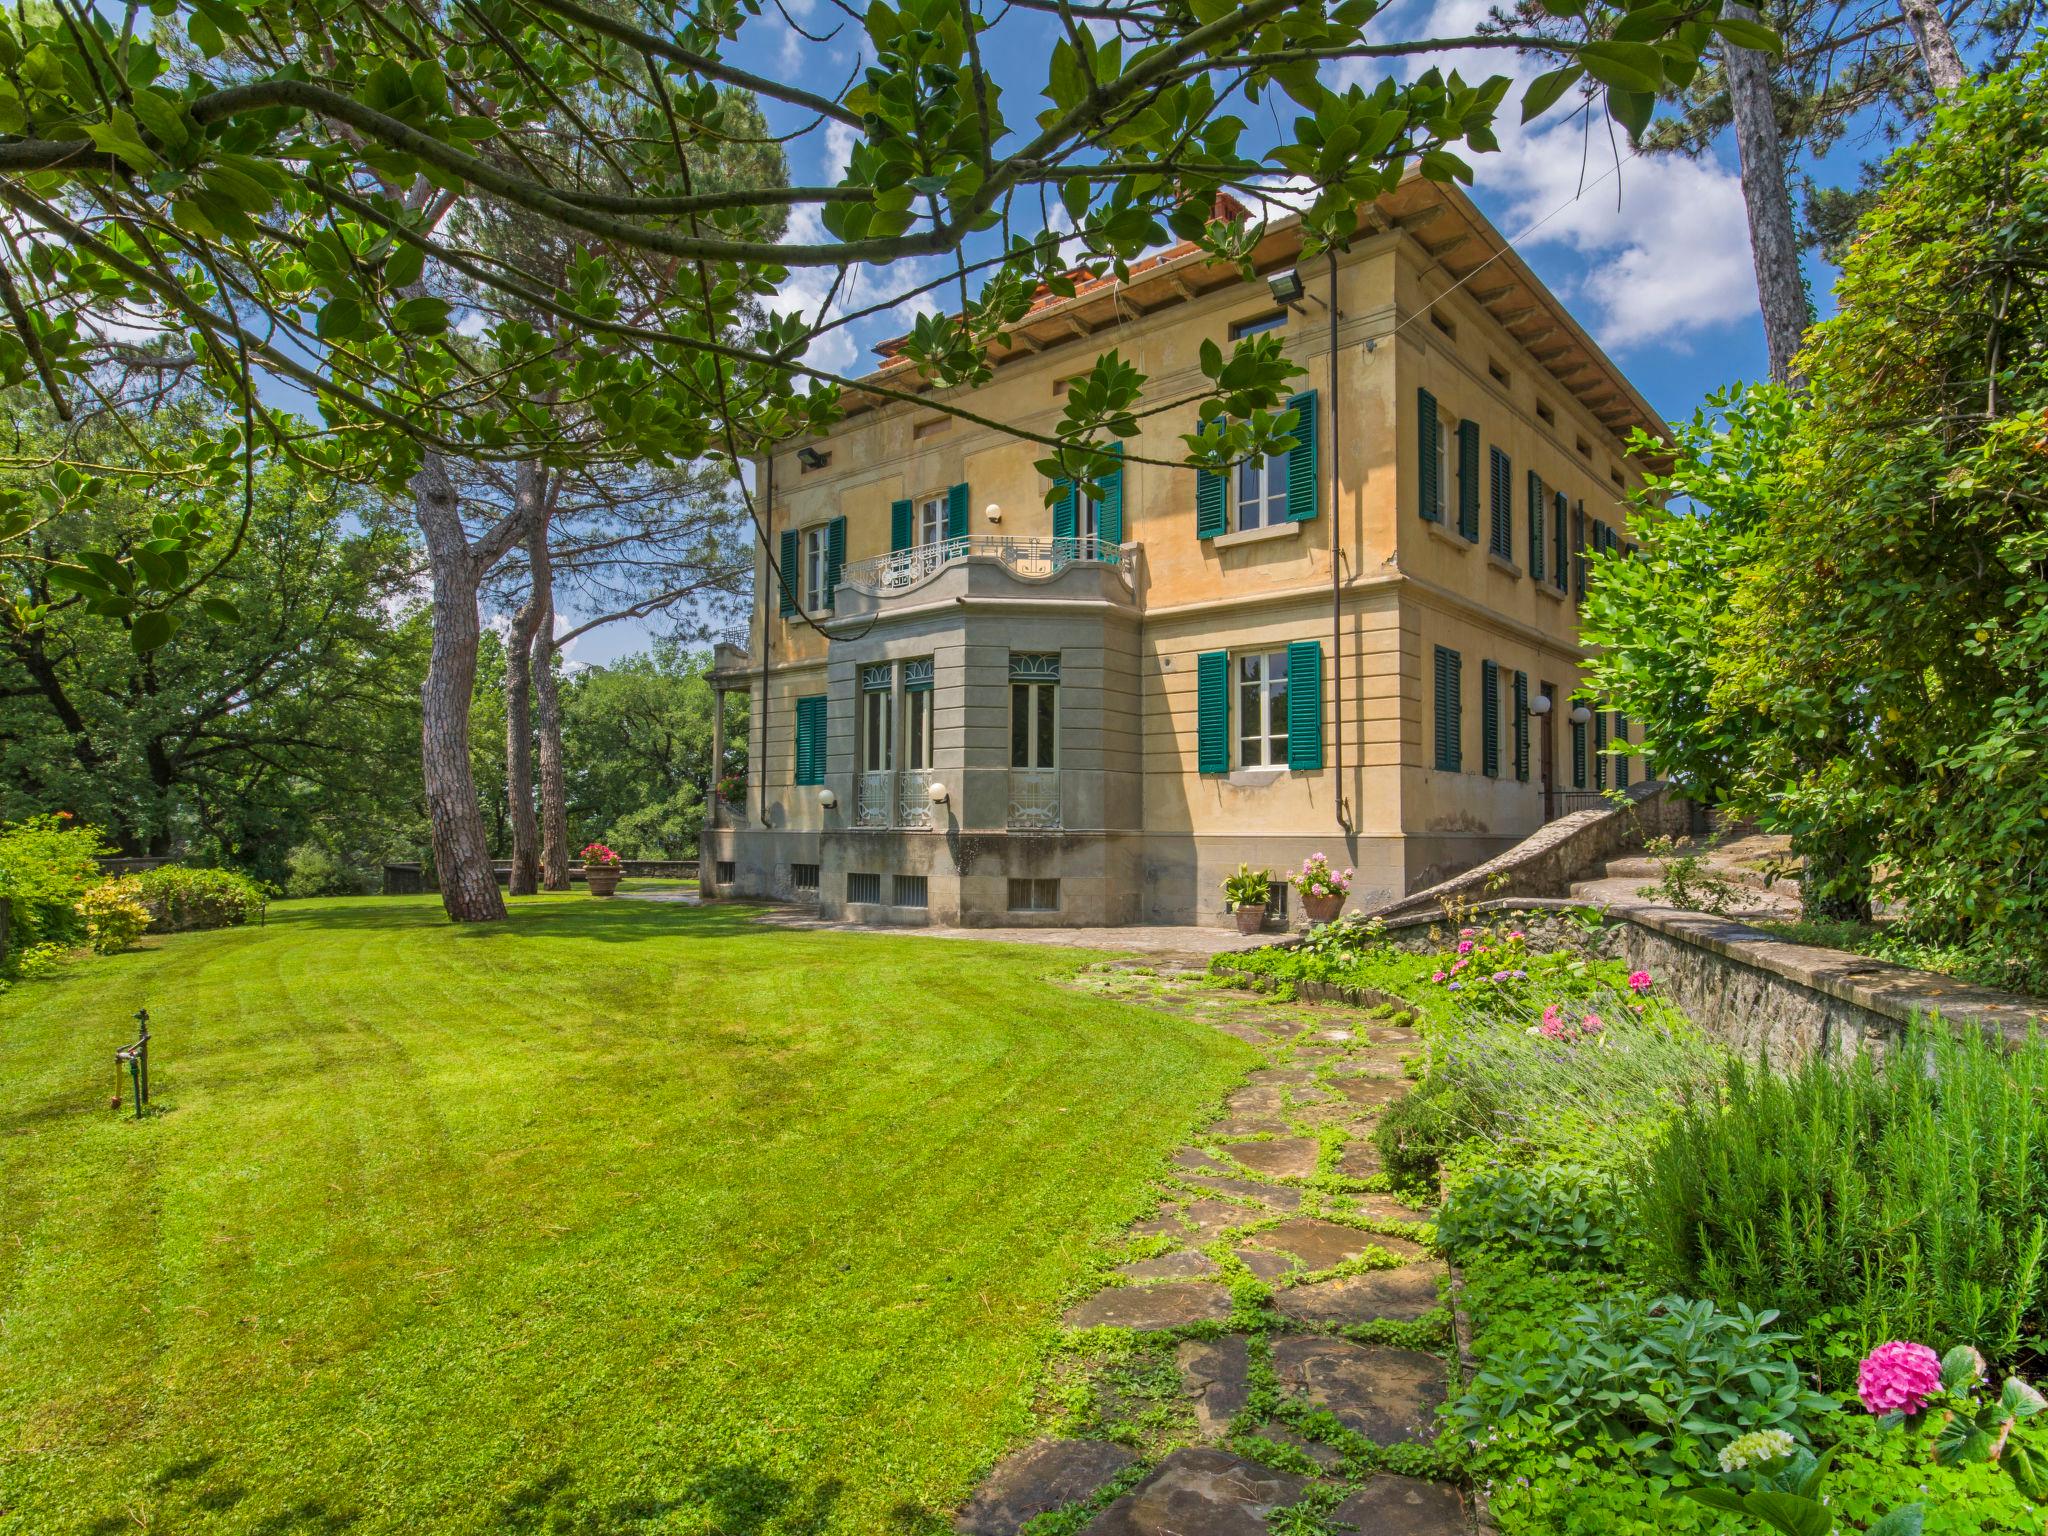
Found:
<box><xmin>702</xmin><ymin>176</ymin><xmax>1654</xmax><ymax>926</ymax></box>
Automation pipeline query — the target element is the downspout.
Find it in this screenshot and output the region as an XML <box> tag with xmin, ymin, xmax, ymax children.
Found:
<box><xmin>758</xmin><ymin>451</ymin><xmax>774</xmax><ymax>829</ymax></box>
<box><xmin>1328</xmin><ymin>250</ymin><xmax>1351</xmax><ymax>833</ymax></box>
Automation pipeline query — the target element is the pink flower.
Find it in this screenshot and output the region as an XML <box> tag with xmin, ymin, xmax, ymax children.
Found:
<box><xmin>1858</xmin><ymin>1341</ymin><xmax>1943</xmax><ymax>1416</ymax></box>
<box><xmin>1460</xmin><ymin>928</ymin><xmax>1476</xmax><ymax>937</ymax></box>
<box><xmin>1580</xmin><ymin>1012</ymin><xmax>1603</xmax><ymax>1033</ymax></box>
<box><xmin>1450</xmin><ymin>958</ymin><xmax>1468</xmax><ymax>973</ymax></box>
<box><xmin>1432</xmin><ymin>970</ymin><xmax>1447</xmax><ymax>983</ymax></box>
<box><xmin>1507</xmin><ymin>930</ymin><xmax>1525</xmax><ymax>942</ymax></box>
<box><xmin>1628</xmin><ymin>970</ymin><xmax>1653</xmax><ymax>994</ymax></box>
<box><xmin>1456</xmin><ymin>940</ymin><xmax>1474</xmax><ymax>955</ymax></box>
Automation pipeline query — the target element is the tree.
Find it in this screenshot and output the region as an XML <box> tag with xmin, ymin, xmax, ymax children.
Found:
<box><xmin>0</xmin><ymin>0</ymin><xmax>1756</xmax><ymax>919</ymax></box>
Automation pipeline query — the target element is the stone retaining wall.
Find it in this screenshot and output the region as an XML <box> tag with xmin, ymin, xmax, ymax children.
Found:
<box><xmin>381</xmin><ymin>859</ymin><xmax>699</xmax><ymax>894</ymax></box>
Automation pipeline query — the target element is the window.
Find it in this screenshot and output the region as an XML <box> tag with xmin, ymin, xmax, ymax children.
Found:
<box><xmin>1267</xmin><ymin>881</ymin><xmax>1290</xmax><ymax>922</ymax></box>
<box><xmin>1536</xmin><ymin>401</ymin><xmax>1556</xmax><ymax>428</ymax></box>
<box><xmin>903</xmin><ymin>658</ymin><xmax>934</xmax><ymax>771</ymax></box>
<box><xmin>1575</xmin><ymin>435</ymin><xmax>1591</xmax><ymax>458</ymax></box>
<box><xmin>913</xmin><ymin>417</ymin><xmax>949</xmax><ymax>440</ymax></box>
<box><xmin>1234</xmin><ymin>449</ymin><xmax>1290</xmax><ymax>531</ymax></box>
<box><xmin>1076</xmin><ymin>486</ymin><xmax>1099</xmax><ymax>542</ymax></box>
<box><xmin>1593</xmin><ymin>710</ymin><xmax>1608</xmax><ymax>791</ymax></box>
<box><xmin>793</xmin><ymin>694</ymin><xmax>826</xmax><ymax>785</ymax></box>
<box><xmin>1010</xmin><ymin>655</ymin><xmax>1058</xmax><ymax>768</ymax></box>
<box><xmin>1526</xmin><ymin>470</ymin><xmax>1547</xmax><ymax>584</ymax></box>
<box><xmin>1488</xmin><ymin>447</ymin><xmax>1514</xmax><ymax>560</ymax></box>
<box><xmin>790</xmin><ymin>863</ymin><xmax>820</xmax><ymax>892</ymax></box>
<box><xmin>1610</xmin><ymin>467</ymin><xmax>1627</xmax><ymax>491</ymax></box>
<box><xmin>1488</xmin><ymin>360</ymin><xmax>1511</xmax><ymax>388</ymax></box>
<box><xmin>917</xmin><ymin>494</ymin><xmax>946</xmax><ymax>548</ymax></box>
<box><xmin>846</xmin><ymin>871</ymin><xmax>882</xmax><ymax>904</ymax></box>
<box><xmin>1430</xmin><ymin>312</ymin><xmax>1456</xmax><ymax>339</ymax></box>
<box><xmin>1552</xmin><ymin>492</ymin><xmax>1570</xmax><ymax>592</ymax></box>
<box><xmin>1480</xmin><ymin>659</ymin><xmax>1500</xmax><ymax>778</ymax></box>
<box><xmin>1433</xmin><ymin>646</ymin><xmax>1463</xmax><ymax>772</ymax></box>
<box><xmin>892</xmin><ymin>874</ymin><xmax>928</xmax><ymax>908</ymax></box>
<box><xmin>861</xmin><ymin>666</ymin><xmax>894</xmax><ymax>773</ymax></box>
<box><xmin>1237</xmin><ymin>650</ymin><xmax>1290</xmax><ymax>767</ymax></box>
<box><xmin>1612</xmin><ymin>713</ymin><xmax>1630</xmax><ymax>789</ymax></box>
<box><xmin>1571</xmin><ymin>718</ymin><xmax>1587</xmax><ymax>789</ymax></box>
<box><xmin>1417</xmin><ymin>388</ymin><xmax>1444</xmax><ymax>523</ymax></box>
<box><xmin>1008</xmin><ymin>878</ymin><xmax>1060</xmax><ymax>912</ymax></box>
<box><xmin>715</xmin><ymin>860</ymin><xmax>736</xmax><ymax>885</ymax></box>
<box><xmin>1513</xmin><ymin>670</ymin><xmax>1530</xmax><ymax>782</ymax></box>
<box><xmin>1230</xmin><ymin>312</ymin><xmax>1286</xmax><ymax>339</ymax></box>
<box><xmin>801</xmin><ymin>524</ymin><xmax>829</xmax><ymax>612</ymax></box>
<box><xmin>1456</xmin><ymin>420</ymin><xmax>1480</xmax><ymax>542</ymax></box>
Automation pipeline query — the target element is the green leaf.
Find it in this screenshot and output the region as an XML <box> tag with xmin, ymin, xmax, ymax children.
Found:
<box><xmin>1607</xmin><ymin>88</ymin><xmax>1655</xmax><ymax>138</ymax></box>
<box><xmin>128</xmin><ymin>86</ymin><xmax>192</xmax><ymax>152</ymax></box>
<box><xmin>1713</xmin><ymin>16</ymin><xmax>1784</xmax><ymax>54</ymax></box>
<box><xmin>317</xmin><ymin>296</ymin><xmax>366</xmax><ymax>342</ymax></box>
<box><xmin>131</xmin><ymin>608</ymin><xmax>181</xmax><ymax>653</ymax></box>
<box><xmin>1742</xmin><ymin>1490</ymin><xmax>1832</xmax><ymax>1536</ymax></box>
<box><xmin>1522</xmin><ymin>65</ymin><xmax>1583</xmax><ymax>123</ymax></box>
<box><xmin>1864</xmin><ymin>1505</ymin><xmax>1926</xmax><ymax>1536</ymax></box>
<box><xmin>200</xmin><ymin>596</ymin><xmax>241</xmax><ymax>625</ymax></box>
<box><xmin>2003</xmin><ymin>1376</ymin><xmax>2047</xmax><ymax>1417</ymax></box>
<box><xmin>390</xmin><ymin>296</ymin><xmax>452</xmax><ymax>335</ymax></box>
<box><xmin>1677</xmin><ymin>1487</ymin><xmax>1750</xmax><ymax>1516</ymax></box>
<box><xmin>45</xmin><ymin>564</ymin><xmax>113</xmax><ymax>597</ymax></box>
<box><xmin>1580</xmin><ymin>40</ymin><xmax>1665</xmax><ymax>94</ymax></box>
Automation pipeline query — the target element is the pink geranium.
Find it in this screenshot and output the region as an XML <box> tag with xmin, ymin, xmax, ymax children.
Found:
<box><xmin>1858</xmin><ymin>1341</ymin><xmax>1943</xmax><ymax>1415</ymax></box>
<box><xmin>1432</xmin><ymin>970</ymin><xmax>1447</xmax><ymax>983</ymax></box>
<box><xmin>1580</xmin><ymin>1012</ymin><xmax>1603</xmax><ymax>1033</ymax></box>
<box><xmin>1627</xmin><ymin>970</ymin><xmax>1653</xmax><ymax>994</ymax></box>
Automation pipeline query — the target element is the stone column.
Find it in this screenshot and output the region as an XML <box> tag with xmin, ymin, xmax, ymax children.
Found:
<box><xmin>710</xmin><ymin>687</ymin><xmax>727</xmax><ymax>828</ymax></box>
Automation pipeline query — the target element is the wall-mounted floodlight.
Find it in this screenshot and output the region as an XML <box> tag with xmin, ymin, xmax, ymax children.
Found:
<box><xmin>796</xmin><ymin>445</ymin><xmax>830</xmax><ymax>471</ymax></box>
<box><xmin>1266</xmin><ymin>269</ymin><xmax>1306</xmax><ymax>306</ymax></box>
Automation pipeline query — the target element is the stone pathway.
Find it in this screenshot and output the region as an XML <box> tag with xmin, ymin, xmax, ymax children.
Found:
<box><xmin>954</xmin><ymin>958</ymin><xmax>1478</xmax><ymax>1535</ymax></box>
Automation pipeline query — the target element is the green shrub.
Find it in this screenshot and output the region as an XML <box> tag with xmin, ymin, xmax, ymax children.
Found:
<box><xmin>1451</xmin><ymin>1290</ymin><xmax>1837</xmax><ymax>1475</ymax></box>
<box><xmin>1637</xmin><ymin>1021</ymin><xmax>2048</xmax><ymax>1383</ymax></box>
<box><xmin>76</xmin><ymin>878</ymin><xmax>152</xmax><ymax>954</ymax></box>
<box><xmin>0</xmin><ymin>814</ymin><xmax>113</xmax><ymax>965</ymax></box>
<box><xmin>283</xmin><ymin>842</ymin><xmax>369</xmax><ymax>898</ymax></box>
<box><xmin>1436</xmin><ymin>1163</ymin><xmax>1629</xmax><ymax>1271</ymax></box>
<box><xmin>134</xmin><ymin>866</ymin><xmax>268</xmax><ymax>932</ymax></box>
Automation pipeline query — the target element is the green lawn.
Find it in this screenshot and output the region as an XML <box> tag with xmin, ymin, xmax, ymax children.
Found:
<box><xmin>0</xmin><ymin>897</ymin><xmax>1253</xmax><ymax>1535</ymax></box>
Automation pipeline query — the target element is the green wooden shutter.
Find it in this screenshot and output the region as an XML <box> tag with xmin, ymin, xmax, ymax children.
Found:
<box><xmin>1286</xmin><ymin>640</ymin><xmax>1323</xmax><ymax>770</ymax></box>
<box><xmin>1433</xmin><ymin>646</ymin><xmax>1462</xmax><ymax>772</ymax></box>
<box><xmin>1613</xmin><ymin>713</ymin><xmax>1630</xmax><ymax>789</ymax></box>
<box><xmin>890</xmin><ymin>498</ymin><xmax>913</xmax><ymax>553</ymax></box>
<box><xmin>1417</xmin><ymin>389</ymin><xmax>1440</xmax><ymax>522</ymax></box>
<box><xmin>1099</xmin><ymin>447</ymin><xmax>1124</xmax><ymax>552</ymax></box>
<box><xmin>1572</xmin><ymin>718</ymin><xmax>1587</xmax><ymax>788</ymax></box>
<box><xmin>1489</xmin><ymin>447</ymin><xmax>1512</xmax><ymax>557</ymax></box>
<box><xmin>1480</xmin><ymin>659</ymin><xmax>1500</xmax><ymax>777</ymax></box>
<box><xmin>777</xmin><ymin>527</ymin><xmax>799</xmax><ymax>616</ymax></box>
<box><xmin>1457</xmin><ymin>421</ymin><xmax>1481</xmax><ymax>541</ymax></box>
<box><xmin>1196</xmin><ymin>651</ymin><xmax>1230</xmax><ymax>774</ymax></box>
<box><xmin>794</xmin><ymin>694</ymin><xmax>826</xmax><ymax>785</ymax></box>
<box><xmin>823</xmin><ymin>516</ymin><xmax>846</xmax><ymax>610</ymax></box>
<box><xmin>1051</xmin><ymin>481</ymin><xmax>1076</xmax><ymax>543</ymax></box>
<box><xmin>1526</xmin><ymin>470</ymin><xmax>1545</xmax><ymax>582</ymax></box>
<box><xmin>945</xmin><ymin>482</ymin><xmax>968</xmax><ymax>541</ymax></box>
<box><xmin>1196</xmin><ymin>469</ymin><xmax>1226</xmax><ymax>538</ymax></box>
<box><xmin>1552</xmin><ymin>491</ymin><xmax>1569</xmax><ymax>591</ymax></box>
<box><xmin>1513</xmin><ymin>670</ymin><xmax>1530</xmax><ymax>782</ymax></box>
<box><xmin>1572</xmin><ymin>502</ymin><xmax>1587</xmax><ymax>599</ymax></box>
<box><xmin>1594</xmin><ymin>709</ymin><xmax>1608</xmax><ymax>791</ymax></box>
<box><xmin>1285</xmin><ymin>389</ymin><xmax>1319</xmax><ymax>522</ymax></box>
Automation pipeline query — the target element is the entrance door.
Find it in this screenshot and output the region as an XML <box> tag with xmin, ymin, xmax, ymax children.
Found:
<box><xmin>1539</xmin><ymin>679</ymin><xmax>1557</xmax><ymax>822</ymax></box>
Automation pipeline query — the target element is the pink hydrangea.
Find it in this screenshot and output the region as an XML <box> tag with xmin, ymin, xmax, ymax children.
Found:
<box><xmin>1459</xmin><ymin>928</ymin><xmax>1476</xmax><ymax>937</ymax></box>
<box><xmin>1432</xmin><ymin>970</ymin><xmax>1447</xmax><ymax>983</ymax></box>
<box><xmin>1628</xmin><ymin>970</ymin><xmax>1653</xmax><ymax>994</ymax></box>
<box><xmin>1580</xmin><ymin>1012</ymin><xmax>1603</xmax><ymax>1033</ymax></box>
<box><xmin>1456</xmin><ymin>940</ymin><xmax>1474</xmax><ymax>955</ymax></box>
<box><xmin>1858</xmin><ymin>1341</ymin><xmax>1943</xmax><ymax>1415</ymax></box>
<box><xmin>1507</xmin><ymin>930</ymin><xmax>1526</xmax><ymax>942</ymax></box>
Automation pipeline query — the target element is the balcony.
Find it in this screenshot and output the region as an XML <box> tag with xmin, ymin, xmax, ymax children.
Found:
<box><xmin>830</xmin><ymin>535</ymin><xmax>1135</xmax><ymax>622</ymax></box>
<box><xmin>854</xmin><ymin>769</ymin><xmax>941</xmax><ymax>830</ymax></box>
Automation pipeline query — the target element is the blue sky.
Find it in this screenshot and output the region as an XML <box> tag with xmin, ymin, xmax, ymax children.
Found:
<box><xmin>571</xmin><ymin>1</ymin><xmax>1869</xmax><ymax>663</ymax></box>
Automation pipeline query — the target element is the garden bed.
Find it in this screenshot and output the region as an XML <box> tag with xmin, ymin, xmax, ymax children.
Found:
<box><xmin>1212</xmin><ymin>913</ymin><xmax>2048</xmax><ymax>1533</ymax></box>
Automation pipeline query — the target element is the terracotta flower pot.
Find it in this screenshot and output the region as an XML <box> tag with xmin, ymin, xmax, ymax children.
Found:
<box><xmin>1233</xmin><ymin>903</ymin><xmax>1267</xmax><ymax>936</ymax></box>
<box><xmin>1302</xmin><ymin>891</ymin><xmax>1345</xmax><ymax>926</ymax></box>
<box><xmin>585</xmin><ymin>864</ymin><xmax>622</xmax><ymax>898</ymax></box>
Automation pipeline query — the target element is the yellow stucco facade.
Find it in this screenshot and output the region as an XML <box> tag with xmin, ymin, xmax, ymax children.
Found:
<box><xmin>704</xmin><ymin>176</ymin><xmax>1654</xmax><ymax>926</ymax></box>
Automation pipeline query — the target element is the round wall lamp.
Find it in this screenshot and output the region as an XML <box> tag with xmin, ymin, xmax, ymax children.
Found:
<box><xmin>928</xmin><ymin>781</ymin><xmax>950</xmax><ymax>805</ymax></box>
<box><xmin>817</xmin><ymin>787</ymin><xmax>838</xmax><ymax>809</ymax></box>
<box><xmin>1528</xmin><ymin>693</ymin><xmax>1553</xmax><ymax>717</ymax></box>
<box><xmin>1569</xmin><ymin>704</ymin><xmax>1593</xmax><ymax>725</ymax></box>
<box><xmin>985</xmin><ymin>501</ymin><xmax>1002</xmax><ymax>524</ymax></box>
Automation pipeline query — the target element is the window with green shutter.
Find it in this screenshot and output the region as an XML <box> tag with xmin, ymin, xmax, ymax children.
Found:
<box><xmin>1572</xmin><ymin>501</ymin><xmax>1587</xmax><ymax>600</ymax></box>
<box><xmin>945</xmin><ymin>482</ymin><xmax>969</xmax><ymax>540</ymax></box>
<box><xmin>1613</xmin><ymin>713</ymin><xmax>1630</xmax><ymax>789</ymax></box>
<box><xmin>1286</xmin><ymin>640</ymin><xmax>1323</xmax><ymax>771</ymax></box>
<box><xmin>1594</xmin><ymin>709</ymin><xmax>1608</xmax><ymax>791</ymax></box>
<box><xmin>1433</xmin><ymin>645</ymin><xmax>1462</xmax><ymax>772</ymax></box>
<box><xmin>823</xmin><ymin>516</ymin><xmax>846</xmax><ymax>610</ymax></box>
<box><xmin>1098</xmin><ymin>444</ymin><xmax>1124</xmax><ymax>554</ymax></box>
<box><xmin>1552</xmin><ymin>492</ymin><xmax>1569</xmax><ymax>592</ymax></box>
<box><xmin>1417</xmin><ymin>389</ymin><xmax>1442</xmax><ymax>522</ymax></box>
<box><xmin>777</xmin><ymin>527</ymin><xmax>799</xmax><ymax>616</ymax></box>
<box><xmin>1513</xmin><ymin>671</ymin><xmax>1530</xmax><ymax>782</ymax></box>
<box><xmin>1480</xmin><ymin>659</ymin><xmax>1500</xmax><ymax>778</ymax></box>
<box><xmin>794</xmin><ymin>694</ymin><xmax>826</xmax><ymax>786</ymax></box>
<box><xmin>1457</xmin><ymin>421</ymin><xmax>1481</xmax><ymax>541</ymax></box>
<box><xmin>1286</xmin><ymin>390</ymin><xmax>1319</xmax><ymax>522</ymax></box>
<box><xmin>1572</xmin><ymin>717</ymin><xmax>1587</xmax><ymax>788</ymax></box>
<box><xmin>1527</xmin><ymin>470</ymin><xmax>1546</xmax><ymax>583</ymax></box>
<box><xmin>1196</xmin><ymin>468</ymin><xmax>1226</xmax><ymax>539</ymax></box>
<box><xmin>890</xmin><ymin>498</ymin><xmax>913</xmax><ymax>553</ymax></box>
<box><xmin>1489</xmin><ymin>447</ymin><xmax>1513</xmax><ymax>559</ymax></box>
<box><xmin>1051</xmin><ymin>480</ymin><xmax>1077</xmax><ymax>543</ymax></box>
<box><xmin>1196</xmin><ymin>651</ymin><xmax>1230</xmax><ymax>774</ymax></box>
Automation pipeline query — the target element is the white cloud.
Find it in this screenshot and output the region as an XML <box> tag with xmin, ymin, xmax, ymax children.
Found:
<box><xmin>1349</xmin><ymin>0</ymin><xmax>1758</xmax><ymax>354</ymax></box>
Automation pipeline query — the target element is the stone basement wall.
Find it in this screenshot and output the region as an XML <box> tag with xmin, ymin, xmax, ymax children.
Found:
<box><xmin>1364</xmin><ymin>780</ymin><xmax>1690</xmax><ymax>923</ymax></box>
<box><xmin>1360</xmin><ymin>897</ymin><xmax>2048</xmax><ymax>1067</ymax></box>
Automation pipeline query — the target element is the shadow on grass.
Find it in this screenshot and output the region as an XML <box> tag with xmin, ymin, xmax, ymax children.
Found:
<box><xmin>498</xmin><ymin>1463</ymin><xmax>848</xmax><ymax>1535</ymax></box>
<box><xmin>256</xmin><ymin>896</ymin><xmax>772</xmax><ymax>945</ymax></box>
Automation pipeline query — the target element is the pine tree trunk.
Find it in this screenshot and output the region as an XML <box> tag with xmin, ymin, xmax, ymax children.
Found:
<box><xmin>1723</xmin><ymin>3</ymin><xmax>1810</xmax><ymax>385</ymax></box>
<box><xmin>413</xmin><ymin>452</ymin><xmax>508</xmax><ymax>923</ymax></box>
<box><xmin>1898</xmin><ymin>0</ymin><xmax>1966</xmax><ymax>91</ymax></box>
<box><xmin>530</xmin><ymin>527</ymin><xmax>572</xmax><ymax>891</ymax></box>
<box><xmin>504</xmin><ymin>587</ymin><xmax>542</xmax><ymax>897</ymax></box>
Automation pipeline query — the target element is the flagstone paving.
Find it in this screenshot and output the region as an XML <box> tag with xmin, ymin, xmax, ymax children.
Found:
<box><xmin>953</xmin><ymin>956</ymin><xmax>1477</xmax><ymax>1535</ymax></box>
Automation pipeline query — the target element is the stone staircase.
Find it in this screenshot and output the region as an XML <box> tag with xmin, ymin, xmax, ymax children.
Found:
<box><xmin>1569</xmin><ymin>829</ymin><xmax>1801</xmax><ymax>923</ymax></box>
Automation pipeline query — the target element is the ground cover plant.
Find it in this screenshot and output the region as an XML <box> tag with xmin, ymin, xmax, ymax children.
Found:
<box><xmin>0</xmin><ymin>895</ymin><xmax>1254</xmax><ymax>1533</ymax></box>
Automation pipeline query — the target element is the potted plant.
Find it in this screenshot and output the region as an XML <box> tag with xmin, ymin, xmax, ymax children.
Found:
<box><xmin>715</xmin><ymin>772</ymin><xmax>746</xmax><ymax>807</ymax></box>
<box><xmin>1296</xmin><ymin>852</ymin><xmax>1353</xmax><ymax>926</ymax></box>
<box><xmin>581</xmin><ymin>841</ymin><xmax>623</xmax><ymax>897</ymax></box>
<box><xmin>1223</xmin><ymin>863</ymin><xmax>1273</xmax><ymax>935</ymax></box>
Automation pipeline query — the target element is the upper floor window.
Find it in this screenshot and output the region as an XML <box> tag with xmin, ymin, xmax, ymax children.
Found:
<box><xmin>802</xmin><ymin>525</ymin><xmax>829</xmax><ymax>613</ymax></box>
<box><xmin>1235</xmin><ymin>450</ymin><xmax>1290</xmax><ymax>531</ymax></box>
<box><xmin>917</xmin><ymin>494</ymin><xmax>946</xmax><ymax>547</ymax></box>
<box><xmin>1230</xmin><ymin>312</ymin><xmax>1285</xmax><ymax>340</ymax></box>
<box><xmin>1238</xmin><ymin>650</ymin><xmax>1290</xmax><ymax>767</ymax></box>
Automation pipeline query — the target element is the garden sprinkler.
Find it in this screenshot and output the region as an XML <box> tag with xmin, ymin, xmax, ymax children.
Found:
<box><xmin>111</xmin><ymin>1008</ymin><xmax>150</xmax><ymax>1119</ymax></box>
